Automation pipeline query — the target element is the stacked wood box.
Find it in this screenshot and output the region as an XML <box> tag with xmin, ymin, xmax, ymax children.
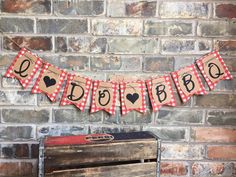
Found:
<box><xmin>39</xmin><ymin>131</ymin><xmax>161</xmax><ymax>177</ymax></box>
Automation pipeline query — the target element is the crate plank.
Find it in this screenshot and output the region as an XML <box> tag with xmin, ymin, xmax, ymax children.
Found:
<box><xmin>45</xmin><ymin>140</ymin><xmax>157</xmax><ymax>173</ymax></box>
<box><xmin>45</xmin><ymin>162</ymin><xmax>157</xmax><ymax>177</ymax></box>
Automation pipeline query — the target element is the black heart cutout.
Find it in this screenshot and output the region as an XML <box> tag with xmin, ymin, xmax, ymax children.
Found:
<box><xmin>43</xmin><ymin>76</ymin><xmax>56</xmax><ymax>87</ymax></box>
<box><xmin>126</xmin><ymin>93</ymin><xmax>139</xmax><ymax>104</ymax></box>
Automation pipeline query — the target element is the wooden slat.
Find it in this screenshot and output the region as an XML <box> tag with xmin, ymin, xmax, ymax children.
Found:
<box><xmin>45</xmin><ymin>162</ymin><xmax>157</xmax><ymax>177</ymax></box>
<box><xmin>45</xmin><ymin>140</ymin><xmax>157</xmax><ymax>173</ymax></box>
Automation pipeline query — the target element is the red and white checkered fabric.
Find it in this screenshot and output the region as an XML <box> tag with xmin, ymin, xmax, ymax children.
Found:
<box><xmin>90</xmin><ymin>80</ymin><xmax>118</xmax><ymax>115</ymax></box>
<box><xmin>60</xmin><ymin>74</ymin><xmax>92</xmax><ymax>111</ymax></box>
<box><xmin>32</xmin><ymin>63</ymin><xmax>67</xmax><ymax>102</ymax></box>
<box><xmin>120</xmin><ymin>81</ymin><xmax>146</xmax><ymax>115</ymax></box>
<box><xmin>171</xmin><ymin>64</ymin><xmax>206</xmax><ymax>103</ymax></box>
<box><xmin>4</xmin><ymin>48</ymin><xmax>43</xmax><ymax>89</ymax></box>
<box><xmin>196</xmin><ymin>50</ymin><xmax>233</xmax><ymax>90</ymax></box>
<box><xmin>146</xmin><ymin>75</ymin><xmax>176</xmax><ymax>112</ymax></box>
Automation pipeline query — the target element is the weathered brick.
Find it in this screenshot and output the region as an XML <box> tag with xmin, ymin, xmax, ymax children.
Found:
<box><xmin>90</xmin><ymin>125</ymin><xmax>121</xmax><ymax>134</ymax></box>
<box><xmin>107</xmin><ymin>0</ymin><xmax>156</xmax><ymax>17</ymax></box>
<box><xmin>143</xmin><ymin>127</ymin><xmax>189</xmax><ymax>142</ymax></box>
<box><xmin>215</xmin><ymin>3</ymin><xmax>236</xmax><ymax>19</ymax></box>
<box><xmin>2</xmin><ymin>109</ymin><xmax>50</xmax><ymax>123</ymax></box>
<box><xmin>159</xmin><ymin>2</ymin><xmax>209</xmax><ymax>18</ymax></box>
<box><xmin>162</xmin><ymin>144</ymin><xmax>205</xmax><ymax>160</ymax></box>
<box><xmin>68</xmin><ymin>37</ymin><xmax>107</xmax><ymax>54</ymax></box>
<box><xmin>0</xmin><ymin>126</ymin><xmax>34</xmax><ymax>140</ymax></box>
<box><xmin>191</xmin><ymin>127</ymin><xmax>236</xmax><ymax>143</ymax></box>
<box><xmin>207</xmin><ymin>146</ymin><xmax>236</xmax><ymax>160</ymax></box>
<box><xmin>174</xmin><ymin>57</ymin><xmax>195</xmax><ymax>70</ymax></box>
<box><xmin>55</xmin><ymin>37</ymin><xmax>67</xmax><ymax>52</ymax></box>
<box><xmin>144</xmin><ymin>20</ymin><xmax>193</xmax><ymax>36</ymax></box>
<box><xmin>37</xmin><ymin>92</ymin><xmax>62</xmax><ymax>106</ymax></box>
<box><xmin>135</xmin><ymin>110</ymin><xmax>152</xmax><ymax>124</ymax></box>
<box><xmin>161</xmin><ymin>161</ymin><xmax>188</xmax><ymax>176</ymax></box>
<box><xmin>214</xmin><ymin>79</ymin><xmax>236</xmax><ymax>91</ymax></box>
<box><xmin>155</xmin><ymin>109</ymin><xmax>204</xmax><ymax>125</ymax></box>
<box><xmin>92</xmin><ymin>19</ymin><xmax>142</xmax><ymax>36</ymax></box>
<box><xmin>192</xmin><ymin>162</ymin><xmax>236</xmax><ymax>176</ymax></box>
<box><xmin>198</xmin><ymin>39</ymin><xmax>212</xmax><ymax>53</ymax></box>
<box><xmin>224</xmin><ymin>58</ymin><xmax>236</xmax><ymax>73</ymax></box>
<box><xmin>37</xmin><ymin>125</ymin><xmax>88</xmax><ymax>138</ymax></box>
<box><xmin>91</xmin><ymin>56</ymin><xmax>141</xmax><ymax>71</ymax></box>
<box><xmin>3</xmin><ymin>36</ymin><xmax>52</xmax><ymax>51</ymax></box>
<box><xmin>1</xmin><ymin>0</ymin><xmax>51</xmax><ymax>14</ymax></box>
<box><xmin>195</xmin><ymin>94</ymin><xmax>236</xmax><ymax>108</ymax></box>
<box><xmin>143</xmin><ymin>56</ymin><xmax>174</xmax><ymax>72</ymax></box>
<box><xmin>43</xmin><ymin>55</ymin><xmax>89</xmax><ymax>71</ymax></box>
<box><xmin>0</xmin><ymin>161</ymin><xmax>37</xmax><ymax>177</ymax></box>
<box><xmin>37</xmin><ymin>19</ymin><xmax>88</xmax><ymax>34</ymax></box>
<box><xmin>108</xmin><ymin>38</ymin><xmax>158</xmax><ymax>54</ymax></box>
<box><xmin>0</xmin><ymin>91</ymin><xmax>36</xmax><ymax>105</ymax></box>
<box><xmin>207</xmin><ymin>110</ymin><xmax>236</xmax><ymax>126</ymax></box>
<box><xmin>1</xmin><ymin>144</ymin><xmax>14</xmax><ymax>158</ymax></box>
<box><xmin>162</xmin><ymin>39</ymin><xmax>195</xmax><ymax>54</ymax></box>
<box><xmin>0</xmin><ymin>54</ymin><xmax>15</xmax><ymax>69</ymax></box>
<box><xmin>216</xmin><ymin>40</ymin><xmax>236</xmax><ymax>56</ymax></box>
<box><xmin>53</xmin><ymin>109</ymin><xmax>102</xmax><ymax>123</ymax></box>
<box><xmin>198</xmin><ymin>21</ymin><xmax>236</xmax><ymax>37</ymax></box>
<box><xmin>54</xmin><ymin>0</ymin><xmax>104</xmax><ymax>16</ymax></box>
<box><xmin>0</xmin><ymin>18</ymin><xmax>34</xmax><ymax>33</ymax></box>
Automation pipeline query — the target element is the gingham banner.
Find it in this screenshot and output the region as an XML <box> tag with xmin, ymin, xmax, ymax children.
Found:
<box><xmin>120</xmin><ymin>81</ymin><xmax>146</xmax><ymax>115</ymax></box>
<box><xmin>146</xmin><ymin>75</ymin><xmax>176</xmax><ymax>111</ymax></box>
<box><xmin>60</xmin><ymin>74</ymin><xmax>92</xmax><ymax>111</ymax></box>
<box><xmin>4</xmin><ymin>48</ymin><xmax>43</xmax><ymax>89</ymax></box>
<box><xmin>32</xmin><ymin>63</ymin><xmax>67</xmax><ymax>102</ymax></box>
<box><xmin>90</xmin><ymin>80</ymin><xmax>118</xmax><ymax>115</ymax></box>
<box><xmin>196</xmin><ymin>50</ymin><xmax>233</xmax><ymax>90</ymax></box>
<box><xmin>172</xmin><ymin>64</ymin><xmax>206</xmax><ymax>103</ymax></box>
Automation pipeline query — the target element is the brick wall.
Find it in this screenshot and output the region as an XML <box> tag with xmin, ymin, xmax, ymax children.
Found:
<box><xmin>0</xmin><ymin>0</ymin><xmax>236</xmax><ymax>176</ymax></box>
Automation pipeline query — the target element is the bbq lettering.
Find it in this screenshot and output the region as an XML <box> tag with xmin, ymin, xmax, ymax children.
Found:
<box><xmin>182</xmin><ymin>74</ymin><xmax>195</xmax><ymax>93</ymax></box>
<box><xmin>208</xmin><ymin>62</ymin><xmax>224</xmax><ymax>79</ymax></box>
<box><xmin>67</xmin><ymin>82</ymin><xmax>84</xmax><ymax>101</ymax></box>
<box><xmin>155</xmin><ymin>84</ymin><xmax>167</xmax><ymax>103</ymax></box>
<box><xmin>98</xmin><ymin>90</ymin><xmax>110</xmax><ymax>106</ymax></box>
<box><xmin>14</xmin><ymin>59</ymin><xmax>31</xmax><ymax>78</ymax></box>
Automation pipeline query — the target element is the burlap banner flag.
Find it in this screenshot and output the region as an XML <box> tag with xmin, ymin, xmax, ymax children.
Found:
<box><xmin>196</xmin><ymin>50</ymin><xmax>233</xmax><ymax>90</ymax></box>
<box><xmin>172</xmin><ymin>64</ymin><xmax>206</xmax><ymax>103</ymax></box>
<box><xmin>146</xmin><ymin>75</ymin><xmax>176</xmax><ymax>111</ymax></box>
<box><xmin>60</xmin><ymin>74</ymin><xmax>92</xmax><ymax>111</ymax></box>
<box><xmin>32</xmin><ymin>63</ymin><xmax>67</xmax><ymax>102</ymax></box>
<box><xmin>120</xmin><ymin>81</ymin><xmax>146</xmax><ymax>115</ymax></box>
<box><xmin>90</xmin><ymin>81</ymin><xmax>118</xmax><ymax>115</ymax></box>
<box><xmin>4</xmin><ymin>48</ymin><xmax>43</xmax><ymax>88</ymax></box>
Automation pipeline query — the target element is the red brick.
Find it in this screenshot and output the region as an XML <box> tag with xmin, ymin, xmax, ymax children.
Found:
<box><xmin>31</xmin><ymin>144</ymin><xmax>39</xmax><ymax>158</ymax></box>
<box><xmin>14</xmin><ymin>144</ymin><xmax>29</xmax><ymax>158</ymax></box>
<box><xmin>216</xmin><ymin>40</ymin><xmax>236</xmax><ymax>55</ymax></box>
<box><xmin>2</xmin><ymin>0</ymin><xmax>51</xmax><ymax>14</ymax></box>
<box><xmin>215</xmin><ymin>4</ymin><xmax>236</xmax><ymax>18</ymax></box>
<box><xmin>192</xmin><ymin>162</ymin><xmax>236</xmax><ymax>176</ymax></box>
<box><xmin>0</xmin><ymin>161</ymin><xmax>37</xmax><ymax>176</ymax></box>
<box><xmin>192</xmin><ymin>127</ymin><xmax>236</xmax><ymax>143</ymax></box>
<box><xmin>207</xmin><ymin>146</ymin><xmax>236</xmax><ymax>160</ymax></box>
<box><xmin>161</xmin><ymin>161</ymin><xmax>188</xmax><ymax>176</ymax></box>
<box><xmin>125</xmin><ymin>1</ymin><xmax>157</xmax><ymax>17</ymax></box>
<box><xmin>3</xmin><ymin>36</ymin><xmax>52</xmax><ymax>51</ymax></box>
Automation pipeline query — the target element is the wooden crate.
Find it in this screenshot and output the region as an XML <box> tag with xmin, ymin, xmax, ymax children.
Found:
<box><xmin>39</xmin><ymin>131</ymin><xmax>161</xmax><ymax>177</ymax></box>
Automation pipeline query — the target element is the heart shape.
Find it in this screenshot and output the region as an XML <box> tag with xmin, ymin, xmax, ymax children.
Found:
<box><xmin>43</xmin><ymin>76</ymin><xmax>56</xmax><ymax>87</ymax></box>
<box><xmin>126</xmin><ymin>93</ymin><xmax>139</xmax><ymax>104</ymax></box>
